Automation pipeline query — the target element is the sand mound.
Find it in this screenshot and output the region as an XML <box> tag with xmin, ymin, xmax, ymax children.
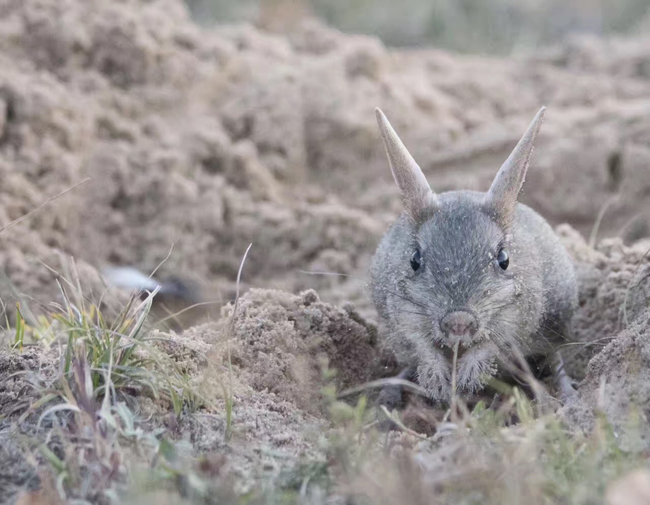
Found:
<box><xmin>0</xmin><ymin>287</ymin><xmax>378</xmax><ymax>498</ymax></box>
<box><xmin>557</xmin><ymin>229</ymin><xmax>650</xmax><ymax>378</ymax></box>
<box><xmin>559</xmin><ymin>234</ymin><xmax>650</xmax><ymax>443</ymax></box>
<box><xmin>195</xmin><ymin>288</ymin><xmax>377</xmax><ymax>412</ymax></box>
<box><xmin>561</xmin><ymin>309</ymin><xmax>650</xmax><ymax>447</ymax></box>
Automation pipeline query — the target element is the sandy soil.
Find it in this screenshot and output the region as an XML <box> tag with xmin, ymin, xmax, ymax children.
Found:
<box><xmin>1</xmin><ymin>0</ymin><xmax>650</xmax><ymax>502</ymax></box>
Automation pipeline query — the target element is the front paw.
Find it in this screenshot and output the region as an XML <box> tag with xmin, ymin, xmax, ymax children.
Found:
<box><xmin>417</xmin><ymin>359</ymin><xmax>451</xmax><ymax>403</ymax></box>
<box><xmin>456</xmin><ymin>349</ymin><xmax>497</xmax><ymax>394</ymax></box>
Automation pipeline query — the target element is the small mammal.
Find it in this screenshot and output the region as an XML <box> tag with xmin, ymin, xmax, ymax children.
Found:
<box><xmin>102</xmin><ymin>266</ymin><xmax>200</xmax><ymax>304</ymax></box>
<box><xmin>102</xmin><ymin>266</ymin><xmax>204</xmax><ymax>330</ymax></box>
<box><xmin>370</xmin><ymin>107</ymin><xmax>577</xmax><ymax>404</ymax></box>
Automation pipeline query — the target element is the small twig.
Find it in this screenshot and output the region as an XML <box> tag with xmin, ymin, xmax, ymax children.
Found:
<box><xmin>451</xmin><ymin>340</ymin><xmax>460</xmax><ymax>398</ymax></box>
<box><xmin>224</xmin><ymin>243</ymin><xmax>253</xmax><ymax>442</ymax></box>
<box><xmin>378</xmin><ymin>406</ymin><xmax>428</xmax><ymax>439</ymax></box>
<box><xmin>228</xmin><ymin>243</ymin><xmax>253</xmax><ymax>337</ymax></box>
<box><xmin>617</xmin><ymin>212</ymin><xmax>646</xmax><ymax>241</ymax></box>
<box><xmin>149</xmin><ymin>243</ymin><xmax>175</xmax><ymax>282</ymax></box>
<box><xmin>337</xmin><ymin>377</ymin><xmax>429</xmax><ymax>399</ymax></box>
<box><xmin>589</xmin><ymin>195</ymin><xmax>619</xmax><ymax>248</ymax></box>
<box><xmin>450</xmin><ymin>340</ymin><xmax>460</xmax><ymax>422</ymax></box>
<box><xmin>153</xmin><ymin>300</ymin><xmax>223</xmax><ymax>327</ymax></box>
<box><xmin>0</xmin><ymin>178</ymin><xmax>92</xmax><ymax>234</ymax></box>
<box><xmin>621</xmin><ymin>246</ymin><xmax>650</xmax><ymax>328</ymax></box>
<box><xmin>299</xmin><ymin>270</ymin><xmax>356</xmax><ymax>279</ymax></box>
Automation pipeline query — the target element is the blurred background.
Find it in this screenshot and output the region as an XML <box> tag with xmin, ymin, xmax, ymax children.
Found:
<box><xmin>186</xmin><ymin>0</ymin><xmax>650</xmax><ymax>53</ymax></box>
<box><xmin>2</xmin><ymin>0</ymin><xmax>650</xmax><ymax>325</ymax></box>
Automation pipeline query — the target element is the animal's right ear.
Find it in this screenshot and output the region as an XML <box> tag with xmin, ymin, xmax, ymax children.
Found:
<box><xmin>375</xmin><ymin>108</ymin><xmax>438</xmax><ymax>222</ymax></box>
<box><xmin>485</xmin><ymin>107</ymin><xmax>545</xmax><ymax>228</ymax></box>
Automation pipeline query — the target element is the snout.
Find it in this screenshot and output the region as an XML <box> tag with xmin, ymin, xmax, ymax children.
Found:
<box><xmin>440</xmin><ymin>309</ymin><xmax>478</xmax><ymax>345</ymax></box>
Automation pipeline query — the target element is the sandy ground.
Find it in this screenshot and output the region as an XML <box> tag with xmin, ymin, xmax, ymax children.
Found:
<box><xmin>1</xmin><ymin>0</ymin><xmax>650</xmax><ymax>502</ymax></box>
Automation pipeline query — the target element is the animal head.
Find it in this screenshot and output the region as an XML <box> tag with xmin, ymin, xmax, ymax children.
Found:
<box><xmin>375</xmin><ymin>108</ymin><xmax>545</xmax><ymax>351</ymax></box>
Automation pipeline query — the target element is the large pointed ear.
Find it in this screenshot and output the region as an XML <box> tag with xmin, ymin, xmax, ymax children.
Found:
<box><xmin>486</xmin><ymin>107</ymin><xmax>545</xmax><ymax>227</ymax></box>
<box><xmin>375</xmin><ymin>108</ymin><xmax>438</xmax><ymax>222</ymax></box>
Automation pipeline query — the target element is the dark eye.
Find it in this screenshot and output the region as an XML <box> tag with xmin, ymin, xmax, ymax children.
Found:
<box><xmin>497</xmin><ymin>248</ymin><xmax>509</xmax><ymax>270</ymax></box>
<box><xmin>410</xmin><ymin>249</ymin><xmax>422</xmax><ymax>271</ymax></box>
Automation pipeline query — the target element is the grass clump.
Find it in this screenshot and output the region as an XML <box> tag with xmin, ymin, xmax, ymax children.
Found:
<box><xmin>0</xmin><ymin>266</ymin><xmax>213</xmax><ymax>502</ymax></box>
<box><xmin>122</xmin><ymin>366</ymin><xmax>649</xmax><ymax>505</ymax></box>
<box><xmin>12</xmin><ymin>270</ymin><xmax>206</xmax><ymax>414</ymax></box>
<box><xmin>317</xmin><ymin>391</ymin><xmax>649</xmax><ymax>505</ymax></box>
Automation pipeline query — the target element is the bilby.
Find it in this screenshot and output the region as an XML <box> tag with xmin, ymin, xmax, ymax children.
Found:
<box><xmin>370</xmin><ymin>107</ymin><xmax>577</xmax><ymax>404</ymax></box>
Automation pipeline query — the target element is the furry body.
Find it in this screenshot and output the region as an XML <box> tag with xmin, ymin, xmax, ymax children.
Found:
<box><xmin>370</xmin><ymin>191</ymin><xmax>576</xmax><ymax>400</ymax></box>
<box><xmin>370</xmin><ymin>107</ymin><xmax>577</xmax><ymax>402</ymax></box>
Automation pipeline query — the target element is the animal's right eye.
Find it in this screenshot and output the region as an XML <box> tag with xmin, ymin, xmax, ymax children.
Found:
<box><xmin>410</xmin><ymin>249</ymin><xmax>422</xmax><ymax>271</ymax></box>
<box><xmin>497</xmin><ymin>248</ymin><xmax>509</xmax><ymax>270</ymax></box>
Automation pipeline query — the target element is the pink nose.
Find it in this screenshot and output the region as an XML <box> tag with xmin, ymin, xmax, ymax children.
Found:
<box><xmin>440</xmin><ymin>310</ymin><xmax>478</xmax><ymax>337</ymax></box>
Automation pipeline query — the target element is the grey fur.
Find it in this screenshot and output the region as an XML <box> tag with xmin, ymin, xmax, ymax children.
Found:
<box><xmin>370</xmin><ymin>108</ymin><xmax>577</xmax><ymax>402</ymax></box>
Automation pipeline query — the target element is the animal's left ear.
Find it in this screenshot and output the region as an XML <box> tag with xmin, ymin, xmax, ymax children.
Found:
<box><xmin>485</xmin><ymin>107</ymin><xmax>545</xmax><ymax>227</ymax></box>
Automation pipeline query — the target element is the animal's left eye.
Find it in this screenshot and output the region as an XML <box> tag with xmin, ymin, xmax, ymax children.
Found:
<box><xmin>410</xmin><ymin>249</ymin><xmax>422</xmax><ymax>271</ymax></box>
<box><xmin>497</xmin><ymin>248</ymin><xmax>509</xmax><ymax>270</ymax></box>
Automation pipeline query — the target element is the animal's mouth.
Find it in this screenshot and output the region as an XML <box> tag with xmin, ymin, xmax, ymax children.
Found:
<box><xmin>445</xmin><ymin>332</ymin><xmax>476</xmax><ymax>349</ymax></box>
<box><xmin>441</xmin><ymin>338</ymin><xmax>473</xmax><ymax>361</ymax></box>
<box><xmin>441</xmin><ymin>345</ymin><xmax>467</xmax><ymax>362</ymax></box>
